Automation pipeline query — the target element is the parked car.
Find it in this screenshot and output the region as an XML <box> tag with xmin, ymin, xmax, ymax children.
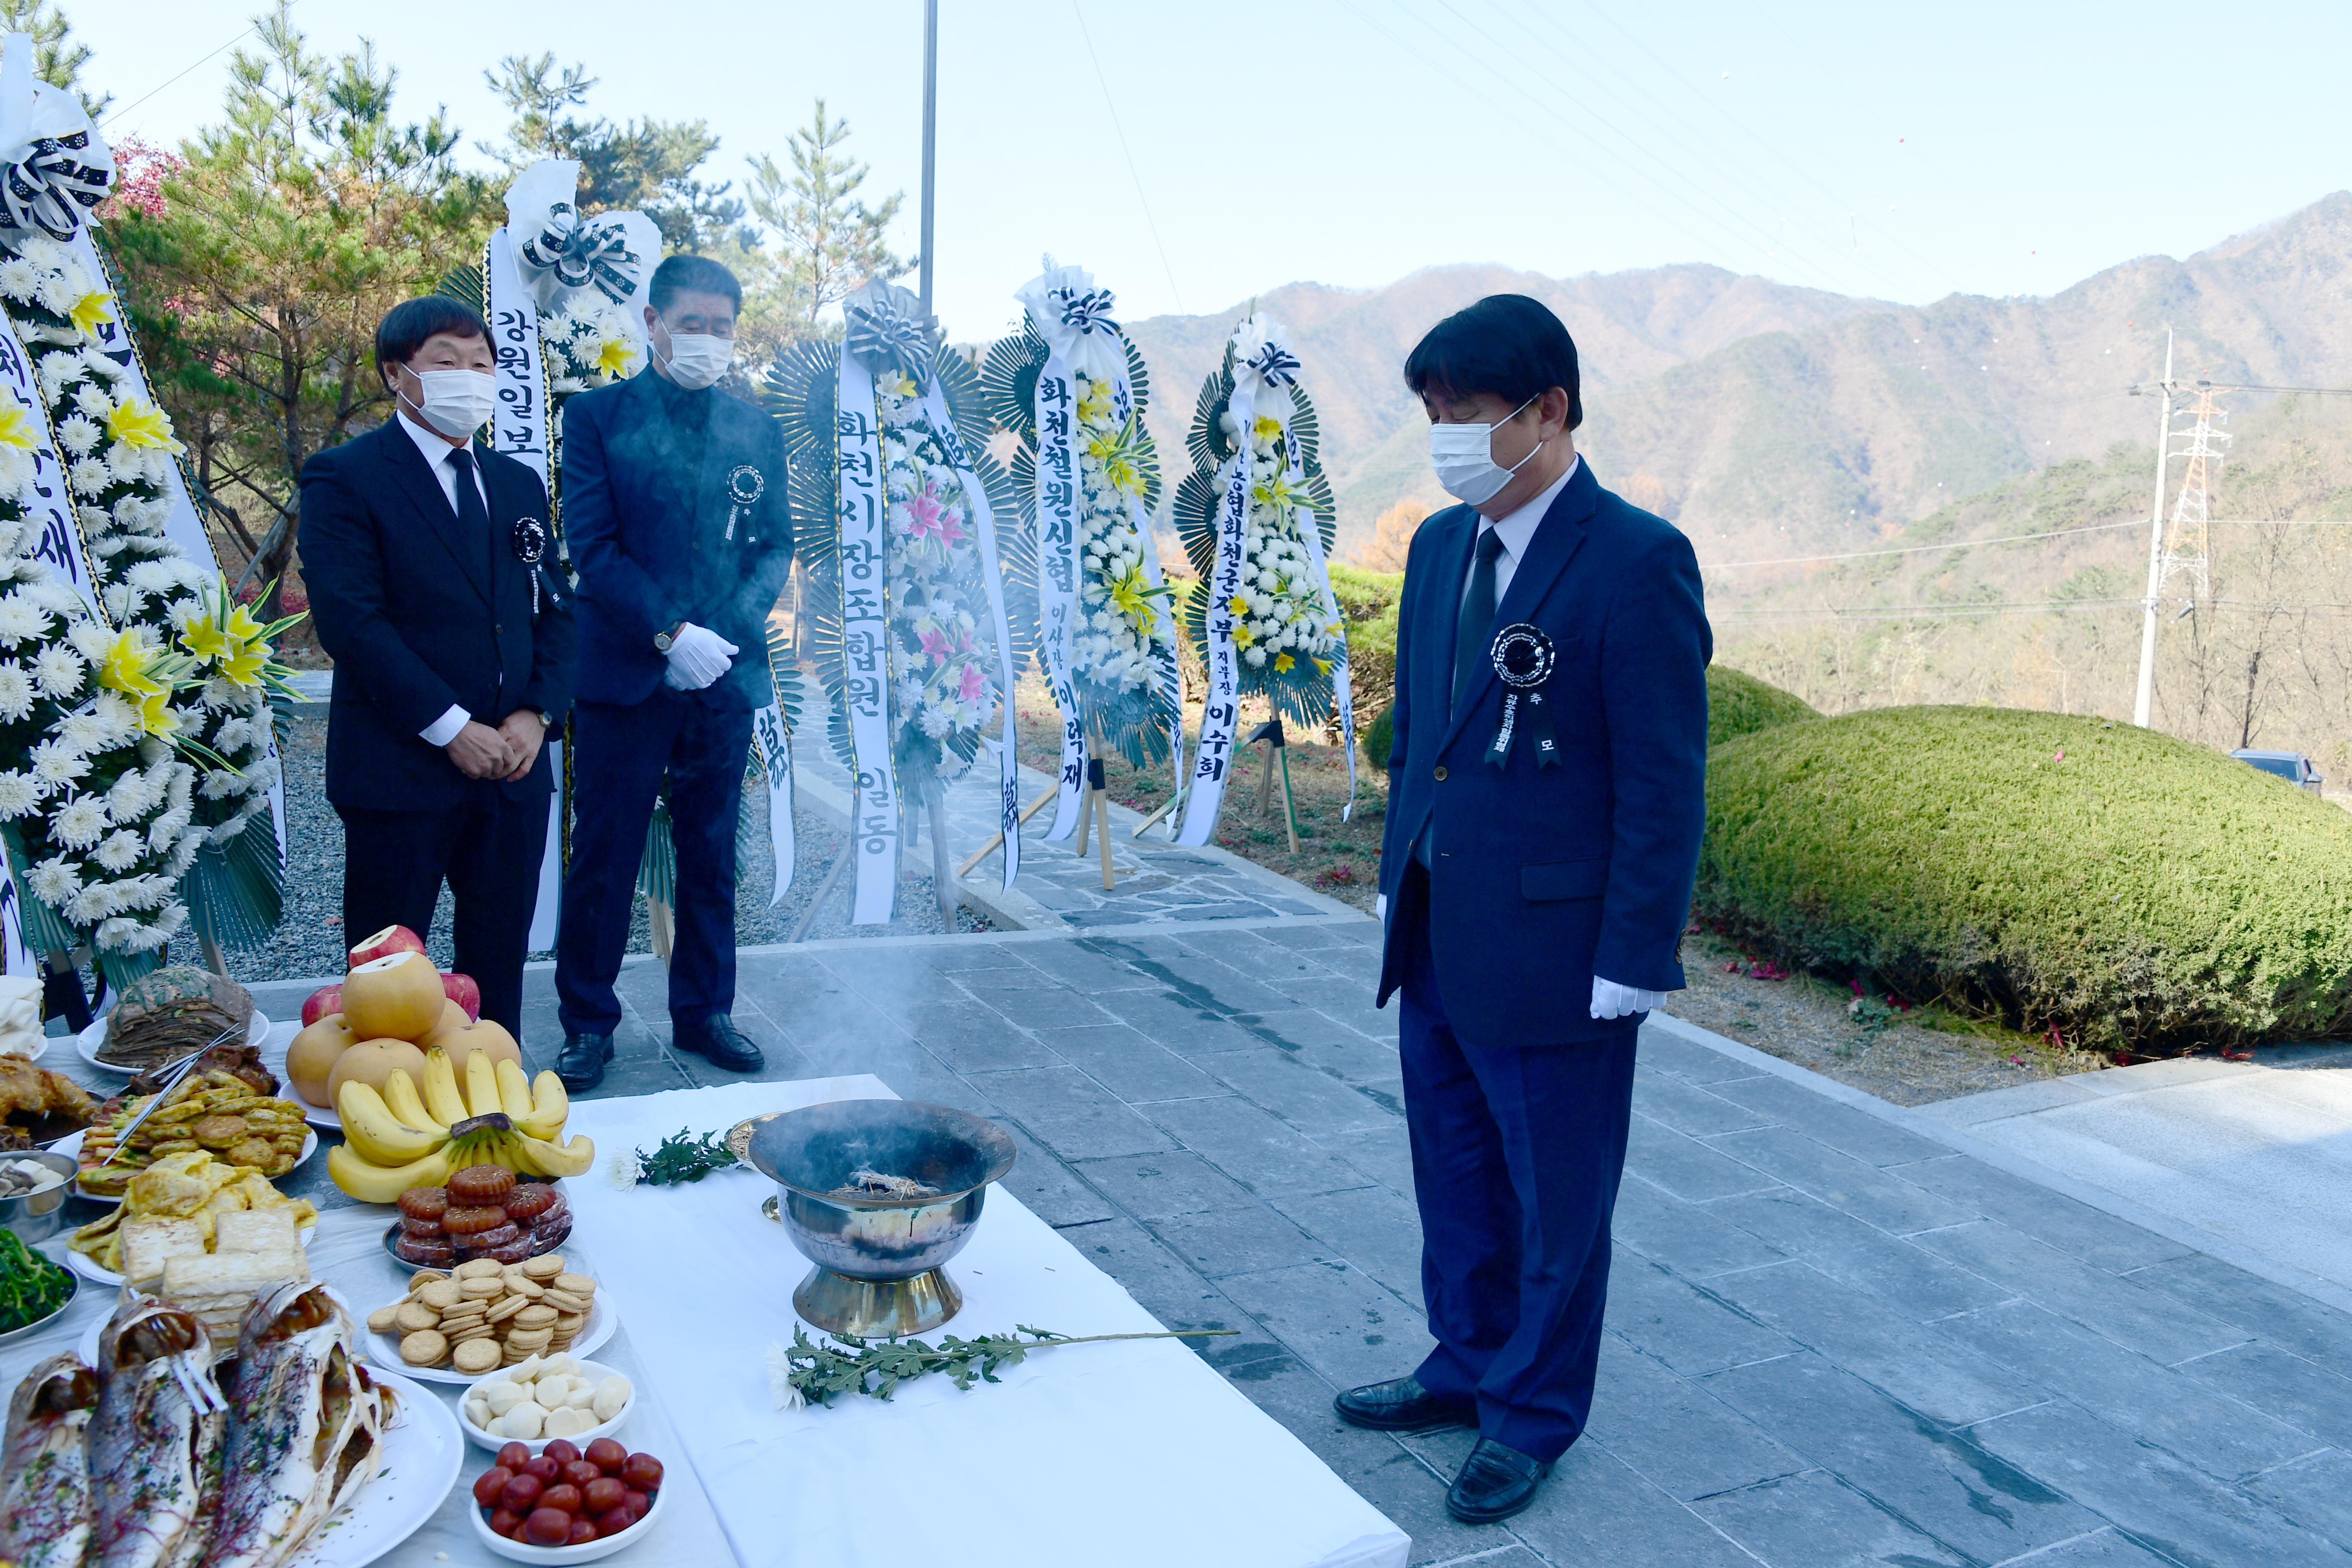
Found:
<box><xmin>2230</xmin><ymin>749</ymin><xmax>2326</xmax><ymax>795</ymax></box>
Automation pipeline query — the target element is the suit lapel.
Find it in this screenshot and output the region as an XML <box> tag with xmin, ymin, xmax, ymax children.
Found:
<box><xmin>478</xmin><ymin>443</ymin><xmax>518</xmax><ymax>611</ymax></box>
<box><xmin>1437</xmin><ymin>460</ymin><xmax>1601</xmax><ymax>755</ymax></box>
<box><xmin>1424</xmin><ymin>506</ymin><xmax>1478</xmax><ymax>735</ymax></box>
<box><xmin>376</xmin><ymin>423</ymin><xmax>493</xmax><ymax>611</ymax></box>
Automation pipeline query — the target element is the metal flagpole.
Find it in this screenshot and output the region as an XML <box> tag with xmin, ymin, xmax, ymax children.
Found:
<box><xmin>918</xmin><ymin>0</ymin><xmax>938</xmax><ymax>317</ymax></box>
<box><xmin>2131</xmin><ymin>328</ymin><xmax>2175</xmax><ymax>727</ymax></box>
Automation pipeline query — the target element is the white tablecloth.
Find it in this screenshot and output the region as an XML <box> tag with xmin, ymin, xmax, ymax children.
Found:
<box><xmin>565</xmin><ymin>1075</ymin><xmax>1410</xmax><ymax>1568</ymax></box>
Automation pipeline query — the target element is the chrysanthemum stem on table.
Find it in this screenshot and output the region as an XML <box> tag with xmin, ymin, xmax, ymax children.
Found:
<box><xmin>769</xmin><ymin>1323</ymin><xmax>1240</xmax><ymax>1408</ymax></box>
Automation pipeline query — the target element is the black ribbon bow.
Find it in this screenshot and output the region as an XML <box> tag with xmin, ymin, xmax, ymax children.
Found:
<box><xmin>844</xmin><ymin>297</ymin><xmax>939</xmax><ymax>383</ymax></box>
<box><xmin>1243</xmin><ymin>340</ymin><xmax>1301</xmax><ymax>389</ymax></box>
<box><xmin>518</xmin><ymin>202</ymin><xmax>642</xmax><ymax>305</ymax></box>
<box><xmin>1052</xmin><ymin>286</ymin><xmax>1119</xmax><ymax>339</ymax></box>
<box><xmin>0</xmin><ymin>129</ymin><xmax>112</xmax><ymax>242</ymax></box>
<box><xmin>1484</xmin><ymin>623</ymin><xmax>1560</xmax><ymax>770</ymax></box>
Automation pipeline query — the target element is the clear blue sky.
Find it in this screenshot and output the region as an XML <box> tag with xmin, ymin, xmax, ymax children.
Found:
<box><xmin>86</xmin><ymin>0</ymin><xmax>2352</xmax><ymax>340</ymax></box>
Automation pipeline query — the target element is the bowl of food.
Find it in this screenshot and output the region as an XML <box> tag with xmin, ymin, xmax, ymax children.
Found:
<box><xmin>457</xmin><ymin>1356</ymin><xmax>634</xmax><ymax>1453</ymax></box>
<box><xmin>467</xmin><ymin>1437</ymin><xmax>666</xmax><ymax>1562</ymax></box>
<box><xmin>746</xmin><ymin>1099</ymin><xmax>1015</xmax><ymax>1338</ymax></box>
<box><xmin>0</xmin><ymin>1150</ymin><xmax>74</xmax><ymax>1243</ymax></box>
<box><xmin>0</xmin><ymin>1229</ymin><xmax>74</xmax><ymax>1342</ymax></box>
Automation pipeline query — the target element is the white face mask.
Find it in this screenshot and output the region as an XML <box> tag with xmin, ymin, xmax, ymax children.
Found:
<box><xmin>657</xmin><ymin>331</ymin><xmax>734</xmax><ymax>391</ymax></box>
<box><xmin>1429</xmin><ymin>395</ymin><xmax>1542</xmax><ymax>506</ymax></box>
<box><xmin>402</xmin><ymin>368</ymin><xmax>497</xmax><ymax>439</ymax></box>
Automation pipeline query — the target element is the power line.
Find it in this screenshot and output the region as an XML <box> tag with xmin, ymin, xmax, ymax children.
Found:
<box><xmin>1701</xmin><ymin>519</ymin><xmax>2143</xmax><ymax>571</ymax></box>
<box><xmin>99</xmin><ymin>13</ymin><xmax>277</xmax><ymax>128</ymax></box>
<box><xmin>1070</xmin><ymin>2</ymin><xmax>1183</xmax><ymax>313</ymax></box>
<box><xmin>1719</xmin><ymin>595</ymin><xmax>2352</xmax><ymax>625</ymax></box>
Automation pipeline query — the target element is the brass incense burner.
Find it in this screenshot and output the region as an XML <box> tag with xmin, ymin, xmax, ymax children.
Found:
<box><xmin>746</xmin><ymin>1100</ymin><xmax>1016</xmax><ymax>1338</ymax></box>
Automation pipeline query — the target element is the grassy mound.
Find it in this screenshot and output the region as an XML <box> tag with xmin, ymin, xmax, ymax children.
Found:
<box><xmin>1708</xmin><ymin>665</ymin><xmax>1819</xmax><ymax>748</ymax></box>
<box><xmin>1698</xmin><ymin>706</ymin><xmax>2352</xmax><ymax>1053</ymax></box>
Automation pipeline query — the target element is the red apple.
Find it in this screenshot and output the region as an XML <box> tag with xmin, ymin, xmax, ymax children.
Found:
<box><xmin>299</xmin><ymin>983</ymin><xmax>343</xmax><ymax>1028</ymax></box>
<box><xmin>441</xmin><ymin>971</ymin><xmax>482</xmax><ymax>1022</ymax></box>
<box><xmin>347</xmin><ymin>923</ymin><xmax>426</xmax><ymax>970</ymax></box>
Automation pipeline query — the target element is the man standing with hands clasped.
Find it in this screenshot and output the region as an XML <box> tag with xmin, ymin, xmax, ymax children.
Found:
<box><xmin>300</xmin><ymin>296</ymin><xmax>576</xmax><ymax>1042</ymax></box>
<box><xmin>1339</xmin><ymin>295</ymin><xmax>1711</xmax><ymax>1524</ymax></box>
<box><xmin>552</xmin><ymin>254</ymin><xmax>794</xmax><ymax>1091</ymax></box>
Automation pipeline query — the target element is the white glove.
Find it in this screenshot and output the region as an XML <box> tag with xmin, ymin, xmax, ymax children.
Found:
<box><xmin>1590</xmin><ymin>976</ymin><xmax>1668</xmax><ymax>1021</ymax></box>
<box><xmin>663</xmin><ymin>623</ymin><xmax>738</xmax><ymax>691</ymax></box>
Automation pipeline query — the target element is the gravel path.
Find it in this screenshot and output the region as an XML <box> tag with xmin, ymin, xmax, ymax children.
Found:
<box><xmin>225</xmin><ymin>716</ymin><xmax>989</xmax><ymax>988</ymax></box>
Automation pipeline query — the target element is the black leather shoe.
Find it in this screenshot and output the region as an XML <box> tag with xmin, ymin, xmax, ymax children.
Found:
<box><xmin>553</xmin><ymin>1032</ymin><xmax>613</xmax><ymax>1092</ymax></box>
<box><xmin>1446</xmin><ymin>1437</ymin><xmax>1552</xmax><ymax>1524</ymax></box>
<box><xmin>1333</xmin><ymin>1376</ymin><xmax>1475</xmax><ymax>1433</ymax></box>
<box><xmin>673</xmin><ymin>1014</ymin><xmax>765</xmax><ymax>1073</ymax></box>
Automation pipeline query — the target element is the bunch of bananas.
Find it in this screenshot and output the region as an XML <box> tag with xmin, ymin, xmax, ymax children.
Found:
<box><xmin>328</xmin><ymin>1048</ymin><xmax>596</xmax><ymax>1203</ymax></box>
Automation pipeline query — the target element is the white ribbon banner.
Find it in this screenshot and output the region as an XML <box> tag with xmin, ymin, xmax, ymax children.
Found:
<box><xmin>0</xmin><ymin>315</ymin><xmax>94</xmax><ymax>618</ymax></box>
<box><xmin>1030</xmin><ymin>365</ymin><xmax>1088</xmax><ymax>841</ymax></box>
<box><xmin>918</xmin><ymin>382</ymin><xmax>1021</xmax><ymax>892</ymax></box>
<box><xmin>73</xmin><ymin>234</ymin><xmax>293</xmax><ymax>858</ymax></box>
<box><xmin>0</xmin><ymin>863</ymin><xmax>28</xmax><ymax>981</ymax></box>
<box><xmin>835</xmin><ymin>353</ymin><xmax>900</xmax><ymax>924</ymax></box>
<box><xmin>752</xmin><ymin>700</ymin><xmax>796</xmax><ymax>906</ymax></box>
<box><xmin>1176</xmin><ymin>370</ymin><xmax>1260</xmax><ymax>846</ymax></box>
<box><xmin>1106</xmin><ymin>370</ymin><xmax>1187</xmax><ymax>826</ymax></box>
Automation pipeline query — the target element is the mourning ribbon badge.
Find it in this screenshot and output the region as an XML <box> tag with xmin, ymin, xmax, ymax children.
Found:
<box><xmin>512</xmin><ymin>516</ymin><xmax>559</xmax><ymax>613</ymax></box>
<box><xmin>725</xmin><ymin>464</ymin><xmax>765</xmax><ymax>544</ymax></box>
<box><xmin>1484</xmin><ymin>623</ymin><xmax>1560</xmax><ymax>770</ymax></box>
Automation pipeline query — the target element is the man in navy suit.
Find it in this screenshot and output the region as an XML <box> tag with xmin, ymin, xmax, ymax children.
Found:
<box><xmin>300</xmin><ymin>296</ymin><xmax>576</xmax><ymax>1039</ymax></box>
<box><xmin>1336</xmin><ymin>295</ymin><xmax>1711</xmax><ymax>1523</ymax></box>
<box><xmin>552</xmin><ymin>254</ymin><xmax>794</xmax><ymax>1090</ymax></box>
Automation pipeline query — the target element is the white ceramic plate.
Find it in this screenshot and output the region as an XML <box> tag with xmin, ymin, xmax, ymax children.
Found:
<box><xmin>51</xmin><ymin>1127</ymin><xmax>318</xmax><ymax>1206</ymax></box>
<box><xmin>258</xmin><ymin>1020</ymin><xmax>340</xmax><ymax>1131</ymax></box>
<box><xmin>362</xmin><ymin>1284</ymin><xmax>615</xmax><ymax>1386</ymax></box>
<box><xmin>78</xmin><ymin>1009</ymin><xmax>271</xmax><ymax>1073</ymax></box>
<box><xmin>0</xmin><ymin>1034</ymin><xmax>47</xmax><ymax>1064</ymax></box>
<box><xmin>455</xmin><ymin>1356</ymin><xmax>635</xmax><ymax>1454</ymax></box>
<box><xmin>63</xmin><ymin>1223</ymin><xmax>318</xmax><ymax>1289</ymax></box>
<box><xmin>467</xmin><ymin>1462</ymin><xmax>668</xmax><ymax>1563</ymax></box>
<box><xmin>0</xmin><ymin>1266</ymin><xmax>74</xmax><ymax>1345</ymax></box>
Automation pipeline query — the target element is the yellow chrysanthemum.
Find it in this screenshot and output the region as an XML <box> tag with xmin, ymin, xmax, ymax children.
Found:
<box><xmin>594</xmin><ymin>335</ymin><xmax>639</xmax><ymax>378</ymax></box>
<box><xmin>1274</xmin><ymin>652</ymin><xmax>1296</xmax><ymax>673</ymax></box>
<box><xmin>68</xmin><ymin>290</ymin><xmax>113</xmax><ymax>339</ymax></box>
<box><xmin>104</xmin><ymin>396</ymin><xmax>185</xmax><ymax>454</ymax></box>
<box><xmin>1252</xmin><ymin>416</ymin><xmax>1283</xmax><ymax>441</ymax></box>
<box><xmin>0</xmin><ymin>400</ymin><xmax>36</xmax><ymax>452</ymax></box>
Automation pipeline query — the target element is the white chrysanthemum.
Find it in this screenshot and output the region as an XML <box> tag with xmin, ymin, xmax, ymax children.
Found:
<box><xmin>66</xmin><ymin>456</ymin><xmax>109</xmax><ymax>496</ymax></box>
<box><xmin>0</xmin><ymin>771</ymin><xmax>35</xmax><ymax>818</ymax></box>
<box><xmin>0</xmin><ymin>596</ymin><xmax>42</xmax><ymax>647</ymax></box>
<box><xmin>1244</xmin><ymin>645</ymin><xmax>1269</xmax><ymax>667</ymax></box>
<box><xmin>51</xmin><ymin>793</ymin><xmax>106</xmax><ymax>847</ymax></box>
<box><xmin>25</xmin><ymin>857</ymin><xmax>76</xmax><ymax>903</ymax></box>
<box><xmin>87</xmin><ymin>693</ymin><xmax>138</xmax><ymax>746</ymax></box>
<box><xmin>64</xmin><ymin>621</ymin><xmax>111</xmax><ymax>662</ymax></box>
<box><xmin>26</xmin><ymin>739</ymin><xmax>85</xmax><ymax>791</ymax></box>
<box><xmin>105</xmin><ymin>768</ymin><xmax>153</xmax><ymax>821</ymax></box>
<box><xmin>0</xmin><ymin>257</ymin><xmax>37</xmax><ymax>300</ymax></box>
<box><xmin>54</xmin><ymin>412</ymin><xmax>99</xmax><ymax>455</ymax></box>
<box><xmin>57</xmin><ymin>710</ymin><xmax>111</xmax><ymax>751</ymax></box>
<box><xmin>92</xmin><ymin>830</ymin><xmax>143</xmax><ymax>872</ymax></box>
<box><xmin>34</xmin><ymin>352</ymin><xmax>77</xmax><ymax>398</ymax></box>
<box><xmin>106</xmin><ymin>444</ymin><xmax>160</xmax><ymax>486</ymax></box>
<box><xmin>125</xmin><ymin>560</ymin><xmax>178</xmax><ymax>593</ymax></box>
<box><xmin>70</xmin><ymin>380</ymin><xmax>112</xmax><ymax>419</ymax></box>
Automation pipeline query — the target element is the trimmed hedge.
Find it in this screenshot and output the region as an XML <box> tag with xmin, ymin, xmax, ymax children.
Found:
<box><xmin>1698</xmin><ymin>705</ymin><xmax>2352</xmax><ymax>1052</ymax></box>
<box><xmin>1708</xmin><ymin>665</ymin><xmax>1819</xmax><ymax>748</ymax></box>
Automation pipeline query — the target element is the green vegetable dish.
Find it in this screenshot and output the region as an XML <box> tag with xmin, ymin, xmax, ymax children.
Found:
<box><xmin>0</xmin><ymin>1229</ymin><xmax>71</xmax><ymax>1332</ymax></box>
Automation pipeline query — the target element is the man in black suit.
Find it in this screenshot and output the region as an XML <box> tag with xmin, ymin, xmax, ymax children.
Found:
<box><xmin>300</xmin><ymin>296</ymin><xmax>576</xmax><ymax>1040</ymax></box>
<box><xmin>1336</xmin><ymin>296</ymin><xmax>1711</xmax><ymax>1523</ymax></box>
<box><xmin>551</xmin><ymin>254</ymin><xmax>794</xmax><ymax>1090</ymax></box>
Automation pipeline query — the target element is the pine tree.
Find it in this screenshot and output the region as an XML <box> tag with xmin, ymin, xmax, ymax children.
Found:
<box><xmin>746</xmin><ymin>100</ymin><xmax>911</xmax><ymax>328</ymax></box>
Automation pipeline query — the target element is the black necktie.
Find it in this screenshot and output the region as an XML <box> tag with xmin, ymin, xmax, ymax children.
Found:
<box><xmin>1452</xmin><ymin>526</ymin><xmax>1505</xmax><ymax>718</ymax></box>
<box><xmin>445</xmin><ymin>445</ymin><xmax>493</xmax><ymax>585</ymax></box>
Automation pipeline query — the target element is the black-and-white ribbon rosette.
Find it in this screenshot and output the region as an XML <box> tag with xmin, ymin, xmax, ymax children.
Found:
<box><xmin>1052</xmin><ymin>285</ymin><xmax>1119</xmax><ymax>343</ymax></box>
<box><xmin>724</xmin><ymin>463</ymin><xmax>764</xmax><ymax>544</ymax></box>
<box><xmin>1243</xmin><ymin>339</ymin><xmax>1301</xmax><ymax>390</ymax></box>
<box><xmin>517</xmin><ymin>201</ymin><xmax>643</xmax><ymax>305</ymax></box>
<box><xmin>512</xmin><ymin>516</ymin><xmax>559</xmax><ymax>613</ymax></box>
<box><xmin>843</xmin><ymin>294</ymin><xmax>939</xmax><ymax>383</ymax></box>
<box><xmin>0</xmin><ymin>127</ymin><xmax>109</xmax><ymax>242</ymax></box>
<box><xmin>1484</xmin><ymin>623</ymin><xmax>1560</xmax><ymax>770</ymax></box>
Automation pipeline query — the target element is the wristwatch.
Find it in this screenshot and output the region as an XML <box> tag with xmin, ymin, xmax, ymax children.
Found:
<box><xmin>537</xmin><ymin>710</ymin><xmax>557</xmax><ymax>730</ymax></box>
<box><xmin>653</xmin><ymin>621</ymin><xmax>684</xmax><ymax>654</ymax></box>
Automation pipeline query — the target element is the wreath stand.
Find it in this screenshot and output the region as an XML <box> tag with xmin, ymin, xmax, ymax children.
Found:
<box><xmin>1247</xmin><ymin>719</ymin><xmax>1301</xmax><ymax>854</ymax></box>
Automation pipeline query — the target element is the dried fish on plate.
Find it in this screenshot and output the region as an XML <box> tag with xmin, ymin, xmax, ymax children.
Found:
<box><xmin>205</xmin><ymin>1282</ymin><xmax>387</xmax><ymax>1568</ymax></box>
<box><xmin>90</xmin><ymin>1295</ymin><xmax>226</xmax><ymax>1568</ymax></box>
<box><xmin>0</xmin><ymin>1354</ymin><xmax>99</xmax><ymax>1568</ymax></box>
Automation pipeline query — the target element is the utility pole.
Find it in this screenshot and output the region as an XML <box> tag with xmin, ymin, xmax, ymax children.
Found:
<box><xmin>2131</xmin><ymin>331</ymin><xmax>2176</xmax><ymax>727</ymax></box>
<box><xmin>917</xmin><ymin>0</ymin><xmax>938</xmax><ymax>319</ymax></box>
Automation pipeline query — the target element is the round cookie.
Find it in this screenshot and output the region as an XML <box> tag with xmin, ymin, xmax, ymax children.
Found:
<box><xmin>418</xmin><ymin>1279</ymin><xmax>461</xmax><ymax>1311</ymax></box>
<box><xmin>551</xmin><ymin>1273</ymin><xmax>594</xmax><ymax>1297</ymax></box>
<box><xmin>456</xmin><ymin>1258</ymin><xmax>504</xmax><ymax>1279</ymax></box>
<box><xmin>408</xmin><ymin>1269</ymin><xmax>450</xmax><ymax>1292</ymax></box>
<box><xmin>399</xmin><ymin>1328</ymin><xmax>449</xmax><ymax>1367</ymax></box>
<box><xmin>485</xmin><ymin>1295</ymin><xmax>531</xmax><ymax>1324</ymax></box>
<box><xmin>394</xmin><ymin>1301</ymin><xmax>441</xmax><ymax>1334</ymax></box>
<box><xmin>367</xmin><ymin>1304</ymin><xmax>401</xmax><ymax>1335</ymax></box>
<box><xmin>459</xmin><ymin>1276</ymin><xmax>504</xmax><ymax>1300</ymax></box>
<box><xmin>520</xmin><ymin>1254</ymin><xmax>565</xmax><ymax>1280</ymax></box>
<box><xmin>514</xmin><ymin>1304</ymin><xmax>558</xmax><ymax>1329</ymax></box>
<box><xmin>452</xmin><ymin>1337</ymin><xmax>504</xmax><ymax>1374</ymax></box>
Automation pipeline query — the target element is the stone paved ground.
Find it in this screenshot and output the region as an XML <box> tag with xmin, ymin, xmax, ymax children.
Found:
<box><xmin>244</xmin><ymin>921</ymin><xmax>2352</xmax><ymax>1568</ymax></box>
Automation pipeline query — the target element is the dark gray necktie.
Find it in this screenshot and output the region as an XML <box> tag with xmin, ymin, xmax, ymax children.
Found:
<box><xmin>445</xmin><ymin>446</ymin><xmax>493</xmax><ymax>585</ymax></box>
<box><xmin>1452</xmin><ymin>526</ymin><xmax>1505</xmax><ymax>717</ymax></box>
